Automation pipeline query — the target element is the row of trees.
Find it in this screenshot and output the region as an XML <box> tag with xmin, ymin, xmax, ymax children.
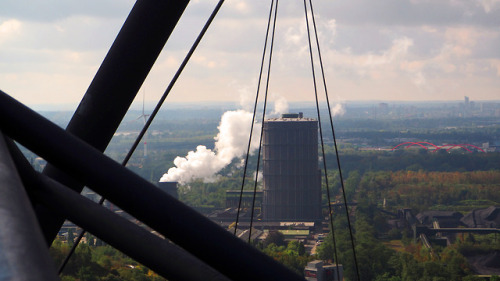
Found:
<box><xmin>345</xmin><ymin>170</ymin><xmax>500</xmax><ymax>213</ymax></box>
<box><xmin>256</xmin><ymin>232</ymin><xmax>314</xmax><ymax>276</ymax></box>
<box><xmin>324</xmin><ymin>149</ymin><xmax>500</xmax><ymax>175</ymax></box>
<box><xmin>128</xmin><ymin>149</ymin><xmax>500</xmax><ymax>211</ymax></box>
<box><xmin>50</xmin><ymin>239</ymin><xmax>165</xmax><ymax>281</ymax></box>
<box><xmin>52</xmin><ymin>231</ymin><xmax>315</xmax><ymax>280</ymax></box>
<box><xmin>312</xmin><ymin>165</ymin><xmax>500</xmax><ymax>280</ymax></box>
<box><xmin>316</xmin><ymin>203</ymin><xmax>490</xmax><ymax>281</ymax></box>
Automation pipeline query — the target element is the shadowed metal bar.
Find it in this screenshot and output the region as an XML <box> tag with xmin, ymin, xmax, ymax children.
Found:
<box><xmin>0</xmin><ymin>133</ymin><xmax>59</xmax><ymax>281</ymax></box>
<box><xmin>5</xmin><ymin>141</ymin><xmax>230</xmax><ymax>281</ymax></box>
<box><xmin>39</xmin><ymin>0</ymin><xmax>190</xmax><ymax>243</ymax></box>
<box><xmin>60</xmin><ymin>0</ymin><xmax>225</xmax><ymax>272</ymax></box>
<box><xmin>0</xmin><ymin>91</ymin><xmax>305</xmax><ymax>281</ymax></box>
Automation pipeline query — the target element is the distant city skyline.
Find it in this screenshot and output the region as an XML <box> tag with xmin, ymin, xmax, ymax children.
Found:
<box><xmin>1</xmin><ymin>1</ymin><xmax>499</xmax><ymax>109</ymax></box>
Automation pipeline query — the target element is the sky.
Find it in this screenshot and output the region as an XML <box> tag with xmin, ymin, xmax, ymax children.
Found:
<box><xmin>1</xmin><ymin>0</ymin><xmax>499</xmax><ymax>110</ymax></box>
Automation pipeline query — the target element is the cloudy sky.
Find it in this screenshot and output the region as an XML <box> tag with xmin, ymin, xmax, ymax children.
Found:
<box><xmin>1</xmin><ymin>0</ymin><xmax>499</xmax><ymax>109</ymax></box>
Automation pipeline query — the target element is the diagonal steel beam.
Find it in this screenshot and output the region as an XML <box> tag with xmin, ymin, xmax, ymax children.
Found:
<box><xmin>6</xmin><ymin>138</ymin><xmax>230</xmax><ymax>281</ymax></box>
<box><xmin>39</xmin><ymin>0</ymin><xmax>190</xmax><ymax>243</ymax></box>
<box><xmin>0</xmin><ymin>90</ymin><xmax>305</xmax><ymax>281</ymax></box>
<box><xmin>0</xmin><ymin>133</ymin><xmax>60</xmax><ymax>280</ymax></box>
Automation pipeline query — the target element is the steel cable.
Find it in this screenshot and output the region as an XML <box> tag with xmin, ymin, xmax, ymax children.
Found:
<box><xmin>234</xmin><ymin>0</ymin><xmax>276</xmax><ymax>236</ymax></box>
<box><xmin>247</xmin><ymin>0</ymin><xmax>279</xmax><ymax>243</ymax></box>
<box><xmin>58</xmin><ymin>0</ymin><xmax>225</xmax><ymax>274</ymax></box>
<box><xmin>304</xmin><ymin>0</ymin><xmax>361</xmax><ymax>280</ymax></box>
<box><xmin>302</xmin><ymin>2</ymin><xmax>340</xmax><ymax>279</ymax></box>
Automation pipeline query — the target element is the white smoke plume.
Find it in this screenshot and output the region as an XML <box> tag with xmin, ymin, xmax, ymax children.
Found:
<box><xmin>160</xmin><ymin>110</ymin><xmax>261</xmax><ymax>184</ymax></box>
<box><xmin>238</xmin><ymin>86</ymin><xmax>254</xmax><ymax>112</ymax></box>
<box><xmin>330</xmin><ymin>103</ymin><xmax>345</xmax><ymax>117</ymax></box>
<box><xmin>228</xmin><ymin>80</ymin><xmax>254</xmax><ymax>111</ymax></box>
<box><xmin>272</xmin><ymin>95</ymin><xmax>289</xmax><ymax>116</ymax></box>
<box><xmin>253</xmin><ymin>171</ymin><xmax>263</xmax><ymax>183</ymax></box>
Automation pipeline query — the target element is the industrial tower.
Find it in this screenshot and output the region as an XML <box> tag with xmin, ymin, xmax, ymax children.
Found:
<box><xmin>262</xmin><ymin>113</ymin><xmax>322</xmax><ymax>221</ymax></box>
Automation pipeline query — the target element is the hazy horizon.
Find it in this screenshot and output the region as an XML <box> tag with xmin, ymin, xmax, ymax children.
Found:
<box><xmin>26</xmin><ymin>98</ymin><xmax>500</xmax><ymax>112</ymax></box>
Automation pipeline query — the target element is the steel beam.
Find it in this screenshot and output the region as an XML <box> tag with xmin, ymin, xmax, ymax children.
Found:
<box><xmin>5</xmin><ymin>142</ymin><xmax>230</xmax><ymax>281</ymax></box>
<box><xmin>39</xmin><ymin>0</ymin><xmax>190</xmax><ymax>243</ymax></box>
<box><xmin>0</xmin><ymin>133</ymin><xmax>59</xmax><ymax>280</ymax></box>
<box><xmin>0</xmin><ymin>90</ymin><xmax>305</xmax><ymax>281</ymax></box>
<box><xmin>65</xmin><ymin>0</ymin><xmax>189</xmax><ymax>152</ymax></box>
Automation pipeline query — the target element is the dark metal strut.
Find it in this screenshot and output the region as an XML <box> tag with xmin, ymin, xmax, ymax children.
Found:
<box><xmin>5</xmin><ymin>137</ymin><xmax>230</xmax><ymax>281</ymax></box>
<box><xmin>0</xmin><ymin>134</ymin><xmax>59</xmax><ymax>280</ymax></box>
<box><xmin>0</xmin><ymin>90</ymin><xmax>305</xmax><ymax>281</ymax></box>
<box><xmin>0</xmin><ymin>1</ymin><xmax>309</xmax><ymax>279</ymax></box>
<box><xmin>38</xmin><ymin>0</ymin><xmax>190</xmax><ymax>244</ymax></box>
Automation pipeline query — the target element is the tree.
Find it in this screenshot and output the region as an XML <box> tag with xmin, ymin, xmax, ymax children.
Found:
<box><xmin>263</xmin><ymin>240</ymin><xmax>312</xmax><ymax>277</ymax></box>
<box><xmin>285</xmin><ymin>240</ymin><xmax>305</xmax><ymax>256</ymax></box>
<box><xmin>345</xmin><ymin>170</ymin><xmax>361</xmax><ymax>200</ymax></box>
<box><xmin>67</xmin><ymin>228</ymin><xmax>75</xmax><ymax>246</ymax></box>
<box><xmin>86</xmin><ymin>233</ymin><xmax>95</xmax><ymax>247</ymax></box>
<box><xmin>264</xmin><ymin>231</ymin><xmax>286</xmax><ymax>247</ymax></box>
<box><xmin>317</xmin><ymin>231</ymin><xmax>336</xmax><ymax>262</ymax></box>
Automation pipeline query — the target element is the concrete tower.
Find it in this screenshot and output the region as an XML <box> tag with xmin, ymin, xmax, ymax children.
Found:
<box><xmin>262</xmin><ymin>113</ymin><xmax>322</xmax><ymax>221</ymax></box>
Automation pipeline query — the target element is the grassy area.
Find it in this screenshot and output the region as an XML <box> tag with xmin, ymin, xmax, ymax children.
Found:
<box><xmin>384</xmin><ymin>240</ymin><xmax>405</xmax><ymax>252</ymax></box>
<box><xmin>279</xmin><ymin>230</ymin><xmax>310</xmax><ymax>236</ymax></box>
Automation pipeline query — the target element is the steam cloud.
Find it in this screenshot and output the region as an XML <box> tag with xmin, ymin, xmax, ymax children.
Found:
<box><xmin>160</xmin><ymin>110</ymin><xmax>261</xmax><ymax>184</ymax></box>
<box><xmin>272</xmin><ymin>95</ymin><xmax>289</xmax><ymax>116</ymax></box>
<box><xmin>331</xmin><ymin>103</ymin><xmax>345</xmax><ymax>117</ymax></box>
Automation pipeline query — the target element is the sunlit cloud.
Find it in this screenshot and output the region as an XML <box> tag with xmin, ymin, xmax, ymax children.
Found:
<box><xmin>0</xmin><ymin>19</ymin><xmax>22</xmax><ymax>43</ymax></box>
<box><xmin>477</xmin><ymin>0</ymin><xmax>500</xmax><ymax>13</ymax></box>
<box><xmin>490</xmin><ymin>59</ymin><xmax>500</xmax><ymax>76</ymax></box>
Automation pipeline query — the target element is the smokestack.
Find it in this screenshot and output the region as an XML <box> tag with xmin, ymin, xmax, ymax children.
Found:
<box><xmin>158</xmin><ymin>181</ymin><xmax>178</xmax><ymax>200</ymax></box>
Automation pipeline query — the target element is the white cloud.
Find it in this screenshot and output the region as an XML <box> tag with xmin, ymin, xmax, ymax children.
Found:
<box><xmin>490</xmin><ymin>59</ymin><xmax>500</xmax><ymax>76</ymax></box>
<box><xmin>231</xmin><ymin>0</ymin><xmax>251</xmax><ymax>14</ymax></box>
<box><xmin>1</xmin><ymin>0</ymin><xmax>500</xmax><ymax>106</ymax></box>
<box><xmin>192</xmin><ymin>55</ymin><xmax>218</xmax><ymax>69</ymax></box>
<box><xmin>160</xmin><ymin>110</ymin><xmax>261</xmax><ymax>184</ymax></box>
<box><xmin>254</xmin><ymin>171</ymin><xmax>263</xmax><ymax>183</ymax></box>
<box><xmin>326</xmin><ymin>37</ymin><xmax>414</xmax><ymax>80</ymax></box>
<box><xmin>0</xmin><ymin>19</ymin><xmax>22</xmax><ymax>43</ymax></box>
<box><xmin>330</xmin><ymin>103</ymin><xmax>345</xmax><ymax>117</ymax></box>
<box><xmin>236</xmin><ymin>83</ymin><xmax>255</xmax><ymax>111</ymax></box>
<box><xmin>0</xmin><ymin>0</ymin><xmax>134</xmax><ymax>22</ymax></box>
<box><xmin>477</xmin><ymin>0</ymin><xmax>500</xmax><ymax>13</ymax></box>
<box><xmin>272</xmin><ymin>94</ymin><xmax>289</xmax><ymax>115</ymax></box>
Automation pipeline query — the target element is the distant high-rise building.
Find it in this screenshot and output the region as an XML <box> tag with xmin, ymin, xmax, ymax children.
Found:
<box><xmin>378</xmin><ymin>102</ymin><xmax>389</xmax><ymax>111</ymax></box>
<box><xmin>463</xmin><ymin>96</ymin><xmax>471</xmax><ymax>117</ymax></box>
<box><xmin>262</xmin><ymin>113</ymin><xmax>322</xmax><ymax>221</ymax></box>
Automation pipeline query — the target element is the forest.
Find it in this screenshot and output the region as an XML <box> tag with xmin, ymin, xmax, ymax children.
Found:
<box><xmin>316</xmin><ymin>201</ymin><xmax>500</xmax><ymax>281</ymax></box>
<box><xmin>313</xmin><ymin>168</ymin><xmax>500</xmax><ymax>280</ymax></box>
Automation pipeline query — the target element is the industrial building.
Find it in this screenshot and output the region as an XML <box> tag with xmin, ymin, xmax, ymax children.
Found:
<box><xmin>158</xmin><ymin>181</ymin><xmax>179</xmax><ymax>200</ymax></box>
<box><xmin>262</xmin><ymin>113</ymin><xmax>322</xmax><ymax>222</ymax></box>
<box><xmin>304</xmin><ymin>260</ymin><xmax>343</xmax><ymax>281</ymax></box>
<box><xmin>225</xmin><ymin>190</ymin><xmax>263</xmax><ymax>209</ymax></box>
<box><xmin>461</xmin><ymin>206</ymin><xmax>500</xmax><ymax>228</ymax></box>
